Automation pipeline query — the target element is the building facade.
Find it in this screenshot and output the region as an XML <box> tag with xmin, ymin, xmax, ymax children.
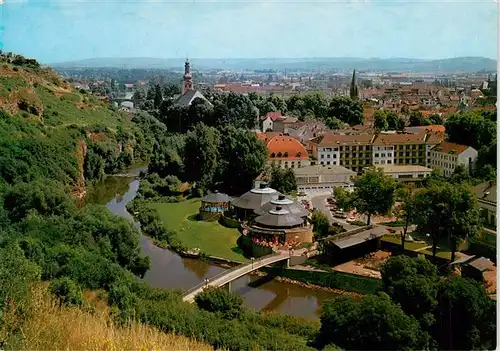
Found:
<box><xmin>266</xmin><ymin>134</ymin><xmax>310</xmax><ymax>169</ymax></box>
<box><xmin>472</xmin><ymin>181</ymin><xmax>496</xmax><ymax>229</ymax></box>
<box><xmin>294</xmin><ymin>165</ymin><xmax>356</xmax><ymax>193</ymax></box>
<box><xmin>375</xmin><ymin>165</ymin><xmax>432</xmax><ymax>183</ymax></box>
<box><xmin>429</xmin><ymin>141</ymin><xmax>478</xmax><ymax>177</ymax></box>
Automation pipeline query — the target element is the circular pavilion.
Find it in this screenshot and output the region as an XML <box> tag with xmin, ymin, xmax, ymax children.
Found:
<box><xmin>231</xmin><ymin>183</ymin><xmax>281</xmax><ymax>221</ymax></box>
<box><xmin>254</xmin><ymin>194</ymin><xmax>309</xmax><ymax>219</ymax></box>
<box><xmin>248</xmin><ymin>206</ymin><xmax>313</xmax><ymax>253</ymax></box>
<box><xmin>199</xmin><ymin>191</ymin><xmax>232</xmax><ymax>221</ymax></box>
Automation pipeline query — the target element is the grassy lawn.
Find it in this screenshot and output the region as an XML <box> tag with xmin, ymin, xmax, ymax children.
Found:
<box><xmin>381</xmin><ymin>235</ymin><xmax>428</xmax><ymax>251</ymax></box>
<box><xmin>150</xmin><ymin>199</ymin><xmax>247</xmax><ymax>263</ymax></box>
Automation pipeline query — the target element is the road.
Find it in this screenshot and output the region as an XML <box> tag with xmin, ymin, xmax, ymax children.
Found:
<box><xmin>309</xmin><ymin>193</ymin><xmax>358</xmax><ymax>231</ymax></box>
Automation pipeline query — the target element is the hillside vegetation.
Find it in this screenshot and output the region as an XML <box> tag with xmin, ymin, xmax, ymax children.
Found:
<box><xmin>0</xmin><ymin>59</ymin><xmax>152</xmax><ymax>193</ymax></box>
<box><xmin>4</xmin><ymin>284</ymin><xmax>212</xmax><ymax>351</ymax></box>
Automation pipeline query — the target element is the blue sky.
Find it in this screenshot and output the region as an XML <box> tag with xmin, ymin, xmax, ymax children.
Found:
<box><xmin>0</xmin><ymin>0</ymin><xmax>498</xmax><ymax>63</ymax></box>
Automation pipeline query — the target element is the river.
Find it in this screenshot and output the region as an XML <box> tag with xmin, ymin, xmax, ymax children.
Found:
<box><xmin>87</xmin><ymin>168</ymin><xmax>334</xmax><ymax>319</ymax></box>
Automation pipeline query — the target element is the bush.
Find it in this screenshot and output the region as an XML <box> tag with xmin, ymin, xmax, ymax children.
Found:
<box><xmin>195</xmin><ymin>287</ymin><xmax>244</xmax><ymax>319</ymax></box>
<box><xmin>49</xmin><ymin>277</ymin><xmax>84</xmax><ymax>306</ymax></box>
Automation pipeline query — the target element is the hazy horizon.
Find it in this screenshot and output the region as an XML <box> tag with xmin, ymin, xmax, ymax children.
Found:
<box><xmin>1</xmin><ymin>0</ymin><xmax>498</xmax><ymax>63</ymax></box>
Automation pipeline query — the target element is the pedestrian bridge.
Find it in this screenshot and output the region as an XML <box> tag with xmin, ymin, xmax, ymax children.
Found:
<box><xmin>181</xmin><ymin>252</ymin><xmax>290</xmax><ymax>303</ymax></box>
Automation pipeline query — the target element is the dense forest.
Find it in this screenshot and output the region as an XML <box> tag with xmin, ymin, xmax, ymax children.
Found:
<box><xmin>0</xmin><ymin>54</ymin><xmax>496</xmax><ymax>350</ymax></box>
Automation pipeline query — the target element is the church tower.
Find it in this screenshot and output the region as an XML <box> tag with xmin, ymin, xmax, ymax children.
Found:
<box><xmin>182</xmin><ymin>58</ymin><xmax>194</xmax><ymax>95</ymax></box>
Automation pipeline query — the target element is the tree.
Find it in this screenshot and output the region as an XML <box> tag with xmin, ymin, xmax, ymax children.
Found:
<box><xmin>395</xmin><ymin>184</ymin><xmax>417</xmax><ymax>251</ymax></box>
<box><xmin>332</xmin><ymin>187</ymin><xmax>353</xmax><ymax>212</ymax></box>
<box><xmin>216</xmin><ymin>127</ymin><xmax>267</xmax><ymax>195</ymax></box>
<box><xmin>381</xmin><ymin>256</ymin><xmax>439</xmax><ymax>331</ymax></box>
<box><xmin>428</xmin><ymin>113</ymin><xmax>443</xmax><ymax>125</ymax></box>
<box><xmin>445</xmin><ymin>111</ymin><xmax>496</xmax><ymax>151</ymax></box>
<box><xmin>183</xmin><ymin>124</ymin><xmax>220</xmax><ymax>192</ymax></box>
<box><xmin>153</xmin><ymin>84</ymin><xmax>163</xmax><ymax>109</ymax></box>
<box><xmin>269</xmin><ymin>167</ymin><xmax>297</xmax><ymax>194</ymax></box>
<box><xmin>328</xmin><ymin>96</ymin><xmax>364</xmax><ymax>126</ymax></box>
<box><xmin>413</xmin><ymin>181</ymin><xmax>481</xmax><ymax>260</ymax></box>
<box><xmin>446</xmin><ymin>183</ymin><xmax>481</xmax><ymax>262</ymax></box>
<box><xmin>349</xmin><ymin>69</ymin><xmax>358</xmax><ymax>100</ymax></box>
<box><xmin>386</xmin><ymin>111</ymin><xmax>405</xmax><ymax>131</ymax></box>
<box><xmin>318</xmin><ymin>293</ymin><xmax>427</xmax><ymax>350</ymax></box>
<box><xmin>195</xmin><ymin>287</ymin><xmax>244</xmax><ymax>319</ymax></box>
<box><xmin>311</xmin><ymin>210</ymin><xmax>329</xmax><ymax>239</ymax></box>
<box><xmin>163</xmin><ymin>83</ymin><xmax>181</xmax><ymax>98</ymax></box>
<box><xmin>408</xmin><ymin>111</ymin><xmax>430</xmax><ymax>127</ymax></box>
<box><xmin>3</xmin><ymin>180</ymin><xmax>76</xmax><ymax>222</ymax></box>
<box><xmin>50</xmin><ymin>277</ymin><xmax>84</xmax><ymax>306</ymax></box>
<box><xmin>433</xmin><ymin>277</ymin><xmax>496</xmax><ymax>351</ymax></box>
<box><xmin>351</xmin><ymin>168</ymin><xmax>398</xmax><ymax>225</ymax></box>
<box><xmin>373</xmin><ymin>110</ymin><xmax>389</xmax><ymax>131</ymax></box>
<box><xmin>325</xmin><ymin>117</ymin><xmax>344</xmax><ymax>130</ymax></box>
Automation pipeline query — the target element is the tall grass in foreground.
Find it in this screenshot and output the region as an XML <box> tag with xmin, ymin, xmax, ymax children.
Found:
<box><xmin>4</xmin><ymin>285</ymin><xmax>212</xmax><ymax>351</ymax></box>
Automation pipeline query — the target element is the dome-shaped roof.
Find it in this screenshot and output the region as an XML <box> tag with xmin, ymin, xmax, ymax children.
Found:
<box><xmin>254</xmin><ymin>194</ymin><xmax>309</xmax><ymax>217</ymax></box>
<box><xmin>231</xmin><ymin>183</ymin><xmax>281</xmax><ymax>211</ymax></box>
<box><xmin>201</xmin><ymin>191</ymin><xmax>232</xmax><ymax>203</ymax></box>
<box><xmin>267</xmin><ymin>135</ymin><xmax>308</xmax><ymax>160</ymax></box>
<box><xmin>254</xmin><ymin>206</ymin><xmax>304</xmax><ymax>228</ymax></box>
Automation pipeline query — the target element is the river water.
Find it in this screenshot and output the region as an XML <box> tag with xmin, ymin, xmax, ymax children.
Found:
<box><xmin>87</xmin><ymin>169</ymin><xmax>334</xmax><ymax>319</ymax></box>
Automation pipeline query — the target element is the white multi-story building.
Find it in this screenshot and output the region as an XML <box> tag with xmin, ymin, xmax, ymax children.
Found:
<box><xmin>372</xmin><ymin>145</ymin><xmax>395</xmax><ymax>165</ymax></box>
<box><xmin>317</xmin><ymin>146</ymin><xmax>341</xmax><ymax>166</ymax></box>
<box><xmin>429</xmin><ymin>141</ymin><xmax>478</xmax><ymax>177</ymax></box>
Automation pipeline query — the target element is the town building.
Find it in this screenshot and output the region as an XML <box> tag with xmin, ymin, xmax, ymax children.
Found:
<box><xmin>471</xmin><ymin>181</ymin><xmax>496</xmax><ymax>229</ymax></box>
<box><xmin>260</xmin><ymin>112</ymin><xmax>282</xmax><ymax>132</ymax></box>
<box><xmin>231</xmin><ymin>183</ymin><xmax>281</xmax><ymax>221</ymax></box>
<box><xmin>429</xmin><ymin>141</ymin><xmax>478</xmax><ymax>177</ymax></box>
<box><xmin>316</xmin><ymin>132</ymin><xmax>375</xmax><ymax>172</ymax></box>
<box><xmin>374</xmin><ymin>165</ymin><xmax>432</xmax><ymax>183</ymax></box>
<box><xmin>264</xmin><ymin>134</ymin><xmax>311</xmax><ymax>169</ymax></box>
<box><xmin>174</xmin><ymin>58</ymin><xmax>211</xmax><ymax>107</ymax></box>
<box><xmin>373</xmin><ymin>133</ymin><xmax>428</xmax><ymax>166</ymax></box>
<box><xmin>294</xmin><ymin>164</ymin><xmax>356</xmax><ymax>193</ymax></box>
<box><xmin>273</xmin><ymin>117</ymin><xmax>299</xmax><ymax>134</ymax></box>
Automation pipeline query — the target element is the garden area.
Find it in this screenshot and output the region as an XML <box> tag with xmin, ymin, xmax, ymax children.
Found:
<box><xmin>149</xmin><ymin>198</ymin><xmax>248</xmax><ymax>262</ymax></box>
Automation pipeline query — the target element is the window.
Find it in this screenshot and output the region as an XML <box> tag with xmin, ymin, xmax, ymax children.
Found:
<box><xmin>381</xmin><ymin>160</ymin><xmax>385</xmax><ymax>164</ymax></box>
<box><xmin>388</xmin><ymin>153</ymin><xmax>392</xmax><ymax>157</ymax></box>
<box><xmin>320</xmin><ymin>161</ymin><xmax>324</xmax><ymax>165</ymax></box>
<box><xmin>333</xmin><ymin>161</ymin><xmax>337</xmax><ymax>165</ymax></box>
<box><xmin>387</xmin><ymin>160</ymin><xmax>392</xmax><ymax>164</ymax></box>
<box><xmin>321</xmin><ymin>154</ymin><xmax>325</xmax><ymax>159</ymax></box>
<box><xmin>381</xmin><ymin>153</ymin><xmax>386</xmax><ymax>157</ymax></box>
<box><xmin>327</xmin><ymin>161</ymin><xmax>331</xmax><ymax>165</ymax></box>
<box><xmin>277</xmin><ymin>152</ymin><xmax>283</xmax><ymax>157</ymax></box>
<box><xmin>375</xmin><ymin>153</ymin><xmax>380</xmax><ymax>157</ymax></box>
<box><xmin>327</xmin><ymin>154</ymin><xmax>331</xmax><ymax>158</ymax></box>
<box><xmin>284</xmin><ymin>152</ymin><xmax>289</xmax><ymax>158</ymax></box>
<box><xmin>345</xmin><ymin>160</ymin><xmax>350</xmax><ymax>165</ymax></box>
<box><xmin>333</xmin><ymin>154</ymin><xmax>337</xmax><ymax>159</ymax></box>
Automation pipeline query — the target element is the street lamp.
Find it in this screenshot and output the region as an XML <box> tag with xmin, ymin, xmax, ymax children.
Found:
<box><xmin>204</xmin><ymin>278</ymin><xmax>209</xmax><ymax>287</ymax></box>
<box><xmin>251</xmin><ymin>257</ymin><xmax>255</xmax><ymax>269</ymax></box>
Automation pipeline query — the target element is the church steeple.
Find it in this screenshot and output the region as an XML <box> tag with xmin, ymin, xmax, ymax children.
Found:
<box><xmin>182</xmin><ymin>57</ymin><xmax>193</xmax><ymax>94</ymax></box>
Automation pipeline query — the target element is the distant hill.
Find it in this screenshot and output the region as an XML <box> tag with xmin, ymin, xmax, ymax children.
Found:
<box><xmin>50</xmin><ymin>56</ymin><xmax>497</xmax><ymax>73</ymax></box>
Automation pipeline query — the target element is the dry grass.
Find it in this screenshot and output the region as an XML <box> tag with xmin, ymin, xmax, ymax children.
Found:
<box><xmin>7</xmin><ymin>284</ymin><xmax>213</xmax><ymax>351</ymax></box>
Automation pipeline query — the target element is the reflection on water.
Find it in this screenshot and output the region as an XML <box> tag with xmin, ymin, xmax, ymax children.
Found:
<box><xmin>88</xmin><ymin>166</ymin><xmax>336</xmax><ymax>319</ymax></box>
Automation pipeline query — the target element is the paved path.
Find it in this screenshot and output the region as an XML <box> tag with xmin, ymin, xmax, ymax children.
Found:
<box><xmin>309</xmin><ymin>193</ymin><xmax>357</xmax><ymax>231</ymax></box>
<box><xmin>181</xmin><ymin>252</ymin><xmax>290</xmax><ymax>303</ymax></box>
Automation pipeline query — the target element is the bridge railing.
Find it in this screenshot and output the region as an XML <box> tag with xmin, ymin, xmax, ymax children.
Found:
<box><xmin>182</xmin><ymin>252</ymin><xmax>283</xmax><ymax>297</ymax></box>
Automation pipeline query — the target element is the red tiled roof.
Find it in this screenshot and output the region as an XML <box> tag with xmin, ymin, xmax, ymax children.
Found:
<box><xmin>432</xmin><ymin>141</ymin><xmax>470</xmax><ymax>155</ymax></box>
<box><xmin>267</xmin><ymin>135</ymin><xmax>309</xmax><ymax>160</ymax></box>
<box><xmin>426</xmin><ymin>133</ymin><xmax>444</xmax><ymax>145</ymax></box>
<box><xmin>255</xmin><ymin>132</ymin><xmax>279</xmax><ymax>146</ymax></box>
<box><xmin>318</xmin><ymin>131</ymin><xmax>375</xmax><ymax>146</ymax></box>
<box><xmin>405</xmin><ymin>125</ymin><xmax>445</xmax><ymax>134</ymax></box>
<box><xmin>264</xmin><ymin>112</ymin><xmax>283</xmax><ymax>121</ymax></box>
<box><xmin>373</xmin><ymin>133</ymin><xmax>426</xmax><ymax>146</ymax></box>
